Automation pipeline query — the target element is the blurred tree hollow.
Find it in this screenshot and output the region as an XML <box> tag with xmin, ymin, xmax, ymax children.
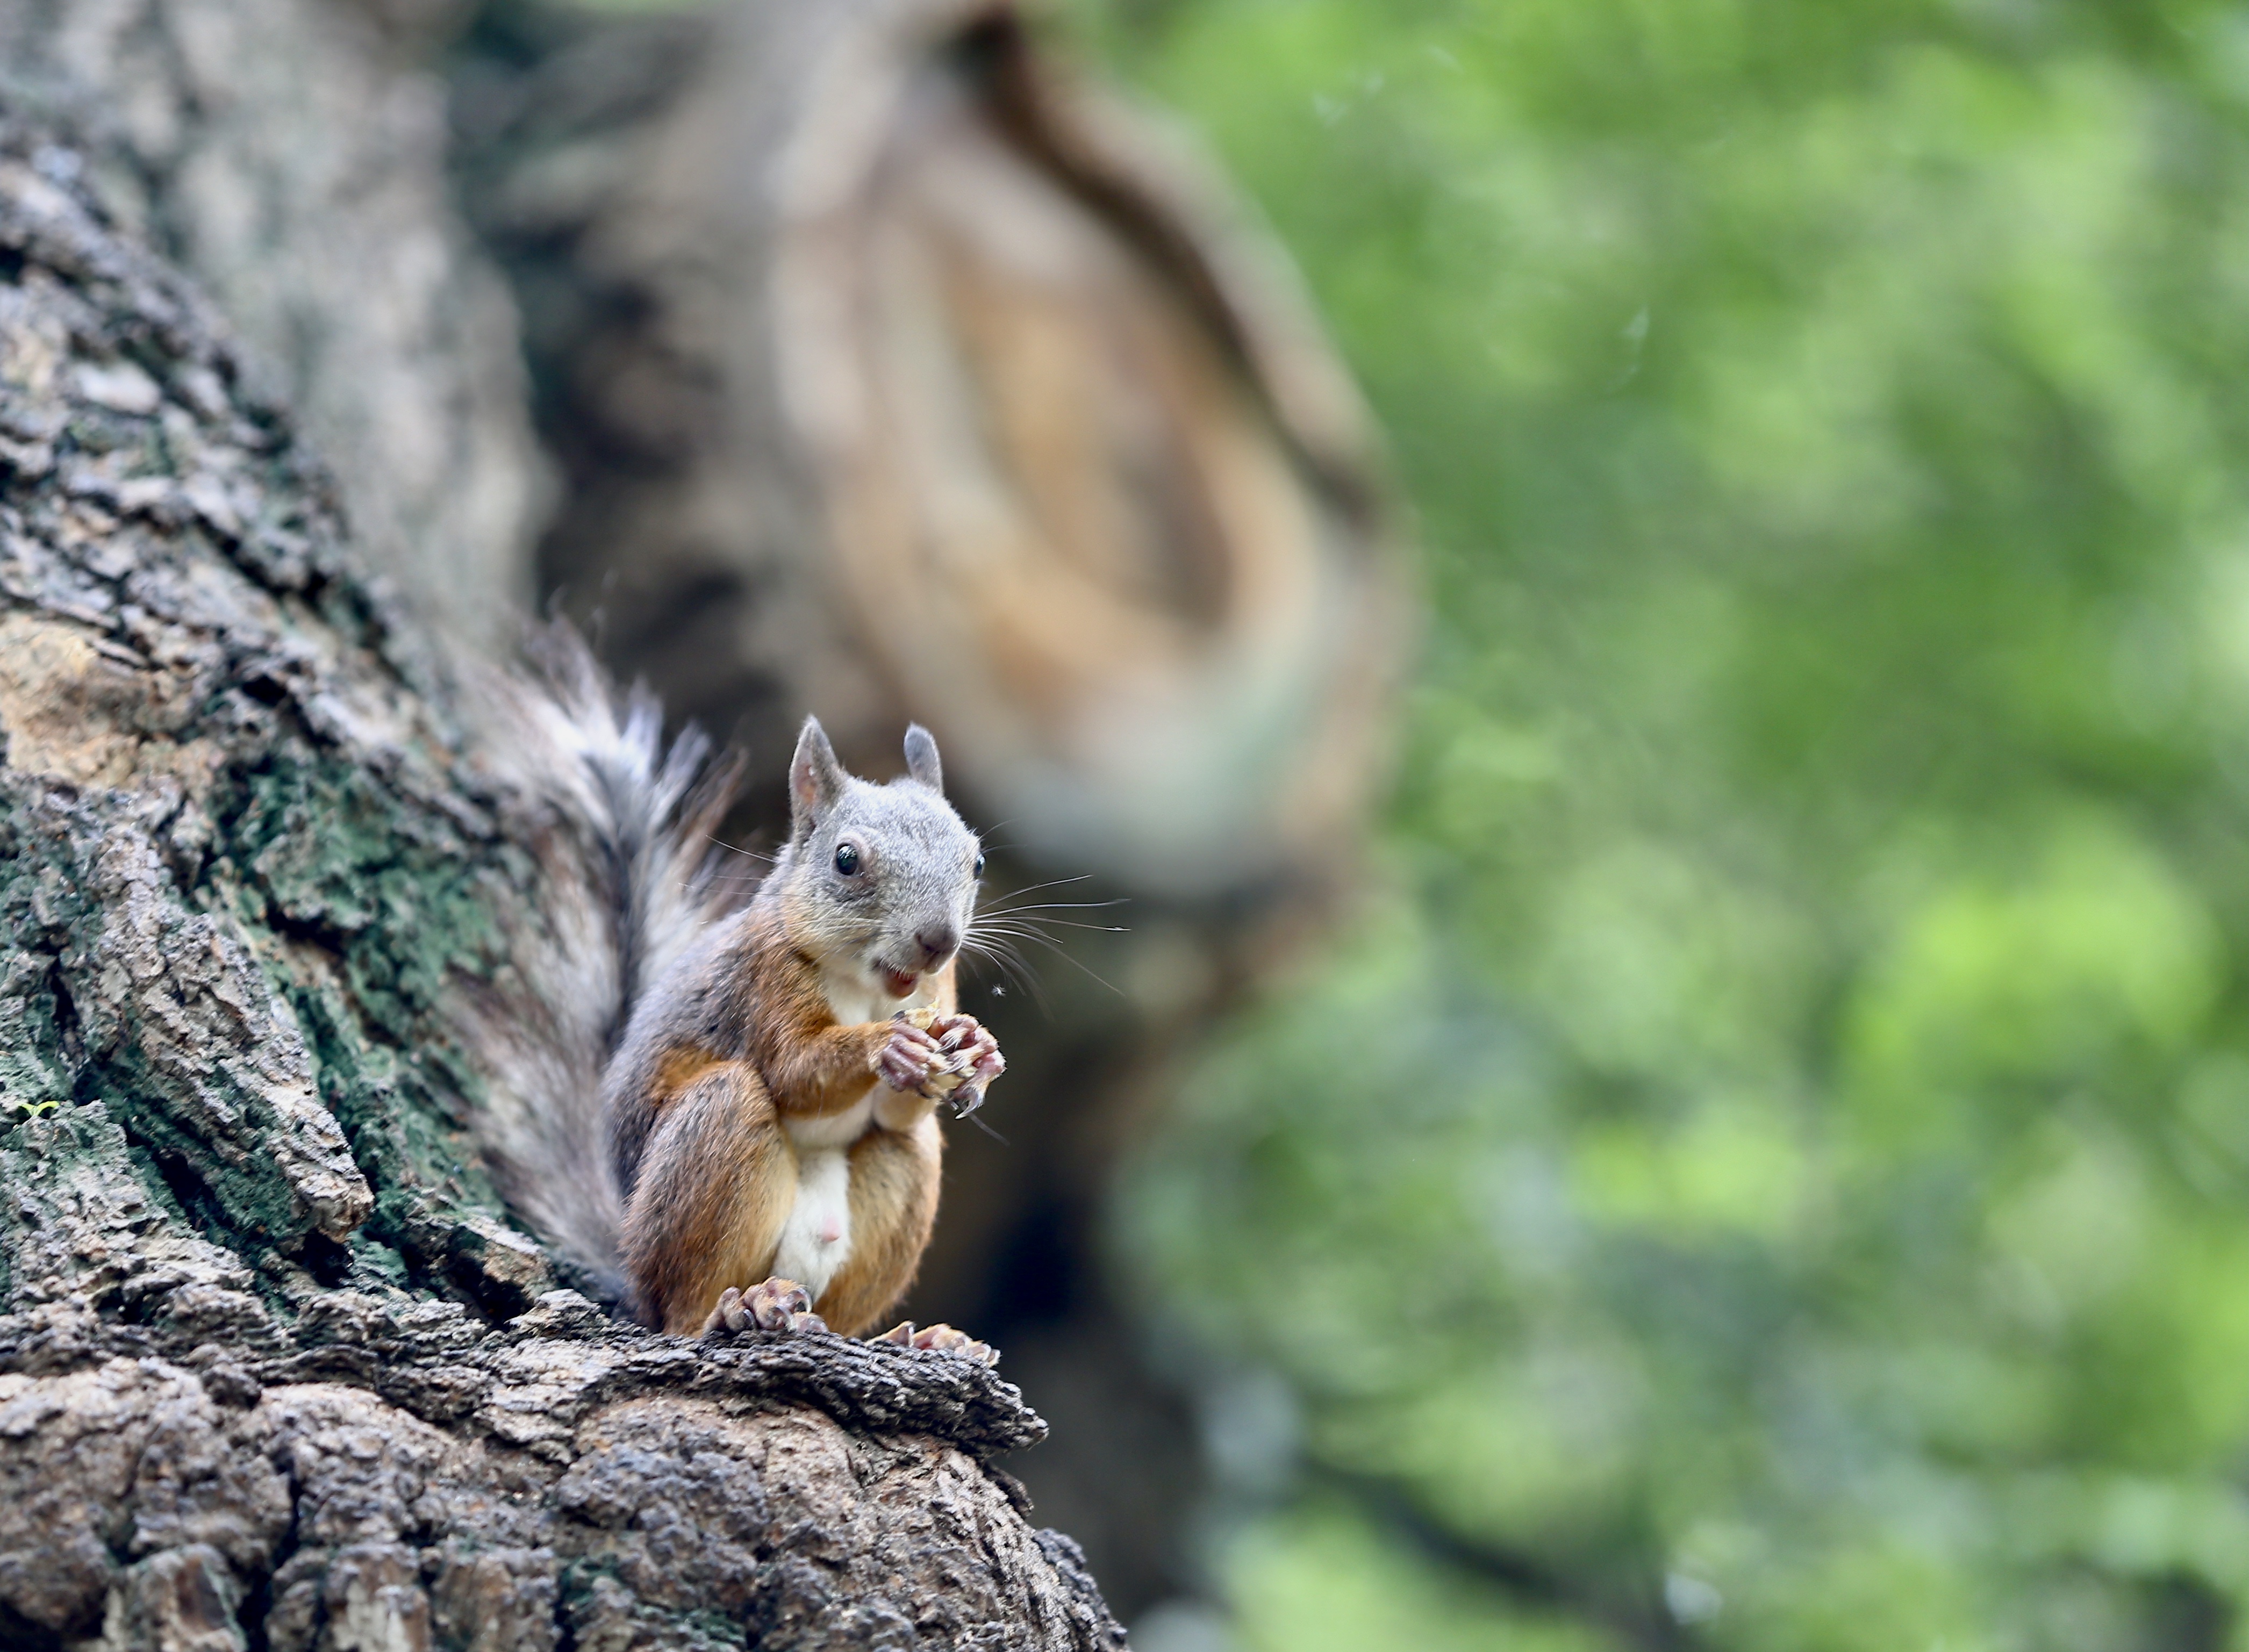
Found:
<box><xmin>451</xmin><ymin>0</ymin><xmax>1401</xmax><ymax>1620</ymax></box>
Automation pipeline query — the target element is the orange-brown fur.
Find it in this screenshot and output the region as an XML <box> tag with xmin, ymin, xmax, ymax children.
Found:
<box><xmin>620</xmin><ymin>1060</ymin><xmax>792</xmax><ymax>1331</ymax></box>
<box><xmin>650</xmin><ymin>1045</ymin><xmax>726</xmax><ymax>1102</ymax></box>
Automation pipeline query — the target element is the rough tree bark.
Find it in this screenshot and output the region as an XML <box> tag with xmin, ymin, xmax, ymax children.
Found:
<box><xmin>1</xmin><ymin>0</ymin><xmax>548</xmax><ymax>651</ymax></box>
<box><xmin>0</xmin><ymin>59</ymin><xmax>1122</xmax><ymax>1652</ymax></box>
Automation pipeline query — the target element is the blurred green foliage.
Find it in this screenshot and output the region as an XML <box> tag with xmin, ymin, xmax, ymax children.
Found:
<box><xmin>1076</xmin><ymin>2</ymin><xmax>2249</xmax><ymax>1646</ymax></box>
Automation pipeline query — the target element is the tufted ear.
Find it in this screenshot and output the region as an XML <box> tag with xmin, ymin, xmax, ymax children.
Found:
<box><xmin>790</xmin><ymin>716</ymin><xmax>846</xmax><ymax>835</ymax></box>
<box><xmin>903</xmin><ymin>723</ymin><xmax>943</xmax><ymax>792</ymax></box>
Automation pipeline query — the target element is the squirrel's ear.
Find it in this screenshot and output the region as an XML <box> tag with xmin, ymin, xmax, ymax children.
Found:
<box><xmin>903</xmin><ymin>723</ymin><xmax>943</xmax><ymax>792</ymax></box>
<box><xmin>790</xmin><ymin>716</ymin><xmax>844</xmax><ymax>831</ymax></box>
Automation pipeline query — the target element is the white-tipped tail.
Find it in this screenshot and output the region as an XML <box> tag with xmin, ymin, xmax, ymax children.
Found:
<box><xmin>458</xmin><ymin>623</ymin><xmax>742</xmax><ymax>1298</ymax></box>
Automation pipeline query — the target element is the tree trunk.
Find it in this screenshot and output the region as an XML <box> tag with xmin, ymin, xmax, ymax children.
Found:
<box><xmin>0</xmin><ymin>48</ymin><xmax>1123</xmax><ymax>1652</ymax></box>
<box><xmin>1</xmin><ymin>0</ymin><xmax>548</xmax><ymax>652</ymax></box>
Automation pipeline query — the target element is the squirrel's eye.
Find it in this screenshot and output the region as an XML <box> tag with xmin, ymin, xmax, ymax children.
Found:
<box><xmin>834</xmin><ymin>843</ymin><xmax>861</xmax><ymax>875</ymax></box>
<box><xmin>973</xmin><ymin>851</ymin><xmax>986</xmax><ymax>877</ymax></box>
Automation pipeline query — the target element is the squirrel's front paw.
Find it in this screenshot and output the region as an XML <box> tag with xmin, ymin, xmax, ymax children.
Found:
<box><xmin>893</xmin><ymin>1009</ymin><xmax>1006</xmax><ymax>1115</ymax></box>
<box><xmin>703</xmin><ymin>1276</ymin><xmax>828</xmax><ymax>1337</ymax></box>
<box><xmin>878</xmin><ymin>1019</ymin><xmax>946</xmax><ymax>1095</ymax></box>
<box><xmin>875</xmin><ymin>1319</ymin><xmax>1000</xmax><ymax>1367</ymax></box>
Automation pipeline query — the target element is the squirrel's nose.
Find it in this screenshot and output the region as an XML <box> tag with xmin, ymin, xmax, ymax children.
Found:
<box><xmin>915</xmin><ymin>925</ymin><xmax>959</xmax><ymax>966</ymax></box>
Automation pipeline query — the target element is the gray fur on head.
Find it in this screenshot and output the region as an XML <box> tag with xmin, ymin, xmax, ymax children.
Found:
<box><xmin>779</xmin><ymin>718</ymin><xmax>982</xmax><ymax>989</ymax></box>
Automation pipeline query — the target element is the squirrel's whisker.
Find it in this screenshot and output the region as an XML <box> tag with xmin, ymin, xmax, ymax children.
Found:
<box><xmin>978</xmin><ymin>873</ymin><xmax>1097</xmax><ymax>903</ymax></box>
<box><xmin>976</xmin><ymin>899</ymin><xmax>1128</xmax><ymax>917</ymax></box>
<box><xmin>969</xmin><ymin>923</ymin><xmax>1123</xmax><ymax>996</ymax></box>
<box><xmin>701</xmin><ymin>834</ymin><xmax>777</xmax><ymax>865</ymax></box>
<box><xmin>957</xmin><ymin>938</ymin><xmax>1052</xmax><ymax>1014</ymax></box>
<box><xmin>962</xmin><ymin>1110</ymin><xmax>1010</xmax><ymax>1145</ymax></box>
<box><xmin>975</xmin><ymin>916</ymin><xmax>1128</xmax><ymax>933</ymax></box>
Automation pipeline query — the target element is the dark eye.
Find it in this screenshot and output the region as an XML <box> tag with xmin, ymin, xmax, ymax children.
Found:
<box><xmin>834</xmin><ymin>843</ymin><xmax>861</xmax><ymax>875</ymax></box>
<box><xmin>973</xmin><ymin>851</ymin><xmax>986</xmax><ymax>876</ymax></box>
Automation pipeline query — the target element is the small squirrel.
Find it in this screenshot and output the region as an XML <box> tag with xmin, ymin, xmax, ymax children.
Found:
<box><xmin>465</xmin><ymin>627</ymin><xmax>1004</xmax><ymax>1354</ymax></box>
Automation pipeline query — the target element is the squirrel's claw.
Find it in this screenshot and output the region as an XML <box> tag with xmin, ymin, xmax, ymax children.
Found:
<box><xmin>875</xmin><ymin>1319</ymin><xmax>1000</xmax><ymax>1366</ymax></box>
<box><xmin>948</xmin><ymin>1031</ymin><xmax>1003</xmax><ymax>1117</ymax></box>
<box><xmin>703</xmin><ymin>1276</ymin><xmax>827</xmax><ymax>1338</ymax></box>
<box><xmin>701</xmin><ymin>1289</ymin><xmax>746</xmax><ymax>1336</ymax></box>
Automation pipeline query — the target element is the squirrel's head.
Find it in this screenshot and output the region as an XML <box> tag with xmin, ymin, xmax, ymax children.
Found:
<box><xmin>781</xmin><ymin>715</ymin><xmax>984</xmax><ymax>1002</ymax></box>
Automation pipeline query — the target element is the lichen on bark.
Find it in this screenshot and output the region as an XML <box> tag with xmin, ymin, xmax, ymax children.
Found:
<box><xmin>0</xmin><ymin>95</ymin><xmax>1121</xmax><ymax>1652</ymax></box>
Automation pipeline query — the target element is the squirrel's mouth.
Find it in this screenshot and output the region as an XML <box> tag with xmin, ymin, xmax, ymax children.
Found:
<box><xmin>875</xmin><ymin>964</ymin><xmax>919</xmax><ymax>999</ymax></box>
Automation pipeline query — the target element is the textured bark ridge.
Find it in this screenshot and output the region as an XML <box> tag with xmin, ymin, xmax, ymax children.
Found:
<box><xmin>0</xmin><ymin>1305</ymin><xmax>1107</xmax><ymax>1651</ymax></box>
<box><xmin>0</xmin><ymin>114</ymin><xmax>1123</xmax><ymax>1652</ymax></box>
<box><xmin>0</xmin><ymin>0</ymin><xmax>547</xmax><ymax>650</ymax></box>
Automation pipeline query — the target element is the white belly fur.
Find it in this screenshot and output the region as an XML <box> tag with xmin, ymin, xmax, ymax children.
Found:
<box><xmin>773</xmin><ymin>1145</ymin><xmax>854</xmax><ymax>1301</ymax></box>
<box><xmin>772</xmin><ymin>966</ymin><xmax>941</xmax><ymax>1303</ymax></box>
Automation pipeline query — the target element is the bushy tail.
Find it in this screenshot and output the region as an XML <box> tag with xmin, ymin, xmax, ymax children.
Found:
<box><xmin>459</xmin><ymin>623</ymin><xmax>743</xmax><ymax>1299</ymax></box>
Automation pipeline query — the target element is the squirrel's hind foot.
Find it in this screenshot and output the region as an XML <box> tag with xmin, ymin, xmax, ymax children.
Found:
<box><xmin>875</xmin><ymin>1320</ymin><xmax>999</xmax><ymax>1366</ymax></box>
<box><xmin>703</xmin><ymin>1277</ymin><xmax>829</xmax><ymax>1337</ymax></box>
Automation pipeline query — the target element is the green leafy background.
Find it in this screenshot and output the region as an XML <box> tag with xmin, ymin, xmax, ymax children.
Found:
<box><xmin>1072</xmin><ymin>3</ymin><xmax>2249</xmax><ymax>1647</ymax></box>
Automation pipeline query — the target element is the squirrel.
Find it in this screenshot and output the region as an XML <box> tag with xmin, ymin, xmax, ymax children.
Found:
<box><xmin>462</xmin><ymin>626</ymin><xmax>1005</xmax><ymax>1354</ymax></box>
